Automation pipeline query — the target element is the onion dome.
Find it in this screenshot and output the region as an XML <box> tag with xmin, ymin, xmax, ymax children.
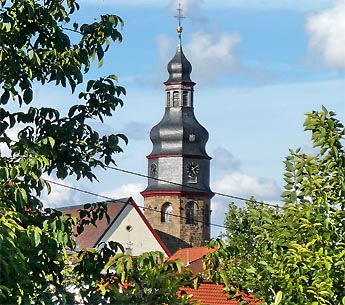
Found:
<box><xmin>165</xmin><ymin>26</ymin><xmax>193</xmax><ymax>83</ymax></box>
<box><xmin>166</xmin><ymin>44</ymin><xmax>193</xmax><ymax>83</ymax></box>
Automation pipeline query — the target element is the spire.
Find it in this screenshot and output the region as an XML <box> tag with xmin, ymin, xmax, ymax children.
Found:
<box><xmin>166</xmin><ymin>4</ymin><xmax>193</xmax><ymax>84</ymax></box>
<box><xmin>175</xmin><ymin>3</ymin><xmax>185</xmax><ymax>46</ymax></box>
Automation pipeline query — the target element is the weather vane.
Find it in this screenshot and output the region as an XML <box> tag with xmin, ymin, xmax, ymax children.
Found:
<box><xmin>174</xmin><ymin>3</ymin><xmax>185</xmax><ymax>35</ymax></box>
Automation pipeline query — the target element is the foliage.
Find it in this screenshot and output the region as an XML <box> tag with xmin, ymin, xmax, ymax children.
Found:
<box><xmin>0</xmin><ymin>0</ymin><xmax>128</xmax><ymax>303</ymax></box>
<box><xmin>0</xmin><ymin>1</ymin><xmax>197</xmax><ymax>304</ymax></box>
<box><xmin>205</xmin><ymin>107</ymin><xmax>345</xmax><ymax>305</ymax></box>
<box><xmin>70</xmin><ymin>247</ymin><xmax>195</xmax><ymax>305</ymax></box>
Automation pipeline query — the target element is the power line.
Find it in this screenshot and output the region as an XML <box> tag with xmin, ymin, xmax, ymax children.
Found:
<box><xmin>45</xmin><ymin>179</ymin><xmax>229</xmax><ymax>231</ymax></box>
<box><xmin>4</xmin><ymin>155</ymin><xmax>283</xmax><ymax>209</ymax></box>
<box><xmin>44</xmin><ymin>162</ymin><xmax>284</xmax><ymax>232</ymax></box>
<box><xmin>104</xmin><ymin>165</ymin><xmax>283</xmax><ymax>209</ymax></box>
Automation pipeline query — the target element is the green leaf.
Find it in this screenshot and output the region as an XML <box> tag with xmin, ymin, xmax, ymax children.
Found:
<box><xmin>245</xmin><ymin>266</ymin><xmax>256</xmax><ymax>274</ymax></box>
<box><xmin>33</xmin><ymin>229</ymin><xmax>41</xmax><ymax>247</ymax></box>
<box><xmin>0</xmin><ymin>90</ymin><xmax>10</xmax><ymax>104</ymax></box>
<box><xmin>23</xmin><ymin>88</ymin><xmax>33</xmax><ymax>104</ymax></box>
<box><xmin>47</xmin><ymin>136</ymin><xmax>55</xmax><ymax>148</ymax></box>
<box><xmin>324</xmin><ymin>261</ymin><xmax>331</xmax><ymax>271</ymax></box>
<box><xmin>108</xmin><ymin>74</ymin><xmax>118</xmax><ymax>81</ymax></box>
<box><xmin>274</xmin><ymin>291</ymin><xmax>282</xmax><ymax>305</ymax></box>
<box><xmin>117</xmin><ymin>133</ymin><xmax>128</xmax><ymax>145</ymax></box>
<box><xmin>10</xmin><ymin>167</ymin><xmax>17</xmax><ymax>179</ymax></box>
<box><xmin>98</xmin><ymin>57</ymin><xmax>104</xmax><ymax>68</ymax></box>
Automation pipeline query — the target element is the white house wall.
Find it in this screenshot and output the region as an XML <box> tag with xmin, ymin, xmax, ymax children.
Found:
<box><xmin>98</xmin><ymin>204</ymin><xmax>168</xmax><ymax>256</ymax></box>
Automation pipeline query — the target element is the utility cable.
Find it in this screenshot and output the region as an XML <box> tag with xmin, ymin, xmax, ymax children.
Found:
<box><xmin>104</xmin><ymin>165</ymin><xmax>283</xmax><ymax>209</ymax></box>
<box><xmin>45</xmin><ymin>179</ymin><xmax>229</xmax><ymax>231</ymax></box>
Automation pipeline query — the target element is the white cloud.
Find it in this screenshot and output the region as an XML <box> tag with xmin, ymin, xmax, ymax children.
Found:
<box><xmin>204</xmin><ymin>0</ymin><xmax>331</xmax><ymax>11</ymax></box>
<box><xmin>212</xmin><ymin>147</ymin><xmax>241</xmax><ymax>171</ymax></box>
<box><xmin>210</xmin><ymin>173</ymin><xmax>282</xmax><ymax>237</ymax></box>
<box><xmin>119</xmin><ymin>122</ymin><xmax>151</xmax><ymax>141</ymax></box>
<box><xmin>101</xmin><ymin>183</ymin><xmax>146</xmax><ymax>208</ymax></box>
<box><xmin>41</xmin><ymin>176</ymin><xmax>73</xmax><ymax>208</ymax></box>
<box><xmin>305</xmin><ymin>0</ymin><xmax>345</xmax><ymax>69</ymax></box>
<box><xmin>80</xmin><ymin>0</ymin><xmax>165</xmax><ymax>7</ymax></box>
<box><xmin>212</xmin><ymin>172</ymin><xmax>281</xmax><ymax>201</ymax></box>
<box><xmin>157</xmin><ymin>34</ymin><xmax>174</xmax><ymax>63</ymax></box>
<box><xmin>157</xmin><ymin>31</ymin><xmax>241</xmax><ymax>84</ymax></box>
<box><xmin>0</xmin><ymin>127</ymin><xmax>19</xmax><ymax>157</ymax></box>
<box><xmin>185</xmin><ymin>31</ymin><xmax>241</xmax><ymax>83</ymax></box>
<box><xmin>80</xmin><ymin>0</ymin><xmax>331</xmax><ymax>11</ymax></box>
<box><xmin>167</xmin><ymin>0</ymin><xmax>204</xmax><ymax>15</ymax></box>
<box><xmin>42</xmin><ymin>176</ymin><xmax>103</xmax><ymax>209</ymax></box>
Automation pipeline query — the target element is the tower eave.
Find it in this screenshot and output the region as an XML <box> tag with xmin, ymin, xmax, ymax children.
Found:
<box><xmin>163</xmin><ymin>80</ymin><xmax>196</xmax><ymax>86</ymax></box>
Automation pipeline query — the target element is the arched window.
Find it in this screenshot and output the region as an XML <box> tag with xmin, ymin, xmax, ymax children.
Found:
<box><xmin>161</xmin><ymin>202</ymin><xmax>173</xmax><ymax>223</ymax></box>
<box><xmin>186</xmin><ymin>201</ymin><xmax>195</xmax><ymax>224</ymax></box>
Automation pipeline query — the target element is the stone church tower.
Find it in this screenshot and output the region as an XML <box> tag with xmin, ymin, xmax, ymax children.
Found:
<box><xmin>141</xmin><ymin>24</ymin><xmax>214</xmax><ymax>254</ymax></box>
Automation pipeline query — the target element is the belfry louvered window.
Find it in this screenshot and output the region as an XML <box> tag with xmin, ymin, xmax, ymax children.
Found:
<box><xmin>183</xmin><ymin>91</ymin><xmax>188</xmax><ymax>106</ymax></box>
<box><xmin>173</xmin><ymin>91</ymin><xmax>179</xmax><ymax>106</ymax></box>
<box><xmin>167</xmin><ymin>92</ymin><xmax>171</xmax><ymax>107</ymax></box>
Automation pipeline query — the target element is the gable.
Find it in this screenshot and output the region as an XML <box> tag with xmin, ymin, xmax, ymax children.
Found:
<box><xmin>59</xmin><ymin>197</ymin><xmax>170</xmax><ymax>256</ymax></box>
<box><xmin>98</xmin><ymin>201</ymin><xmax>170</xmax><ymax>256</ymax></box>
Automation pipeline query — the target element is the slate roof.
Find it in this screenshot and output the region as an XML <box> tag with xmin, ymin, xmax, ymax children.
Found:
<box><xmin>166</xmin><ymin>44</ymin><xmax>193</xmax><ymax>83</ymax></box>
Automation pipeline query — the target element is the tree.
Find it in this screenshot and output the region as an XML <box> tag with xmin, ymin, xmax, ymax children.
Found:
<box><xmin>0</xmin><ymin>1</ymin><xmax>196</xmax><ymax>304</ymax></box>
<box><xmin>71</xmin><ymin>248</ymin><xmax>195</xmax><ymax>305</ymax></box>
<box><xmin>0</xmin><ymin>0</ymin><xmax>127</xmax><ymax>303</ymax></box>
<box><xmin>205</xmin><ymin>107</ymin><xmax>345</xmax><ymax>305</ymax></box>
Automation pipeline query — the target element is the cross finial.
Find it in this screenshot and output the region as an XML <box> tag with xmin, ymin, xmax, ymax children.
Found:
<box><xmin>174</xmin><ymin>3</ymin><xmax>185</xmax><ymax>27</ymax></box>
<box><xmin>174</xmin><ymin>3</ymin><xmax>185</xmax><ymax>36</ymax></box>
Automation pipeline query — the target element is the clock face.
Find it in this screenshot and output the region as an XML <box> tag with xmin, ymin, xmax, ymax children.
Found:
<box><xmin>186</xmin><ymin>161</ymin><xmax>200</xmax><ymax>177</ymax></box>
<box><xmin>150</xmin><ymin>163</ymin><xmax>157</xmax><ymax>177</ymax></box>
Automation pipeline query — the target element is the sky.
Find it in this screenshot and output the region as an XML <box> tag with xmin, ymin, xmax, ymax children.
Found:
<box><xmin>10</xmin><ymin>0</ymin><xmax>345</xmax><ymax>237</ymax></box>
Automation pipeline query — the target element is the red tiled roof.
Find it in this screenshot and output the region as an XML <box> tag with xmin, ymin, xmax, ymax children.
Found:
<box><xmin>170</xmin><ymin>246</ymin><xmax>216</xmax><ymax>264</ymax></box>
<box><xmin>169</xmin><ymin>246</ymin><xmax>216</xmax><ymax>274</ymax></box>
<box><xmin>172</xmin><ymin>248</ymin><xmax>260</xmax><ymax>304</ymax></box>
<box><xmin>59</xmin><ymin>198</ymin><xmax>129</xmax><ymax>249</ymax></box>
<box><xmin>181</xmin><ymin>282</ymin><xmax>260</xmax><ymax>305</ymax></box>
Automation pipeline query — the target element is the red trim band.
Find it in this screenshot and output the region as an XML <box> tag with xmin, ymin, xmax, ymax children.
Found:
<box><xmin>147</xmin><ymin>154</ymin><xmax>211</xmax><ymax>160</ymax></box>
<box><xmin>141</xmin><ymin>190</ymin><xmax>214</xmax><ymax>199</ymax></box>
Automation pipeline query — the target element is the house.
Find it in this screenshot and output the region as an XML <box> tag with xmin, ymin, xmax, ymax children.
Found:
<box><xmin>180</xmin><ymin>282</ymin><xmax>260</xmax><ymax>305</ymax></box>
<box><xmin>171</xmin><ymin>246</ymin><xmax>260</xmax><ymax>305</ymax></box>
<box><xmin>59</xmin><ymin>197</ymin><xmax>170</xmax><ymax>257</ymax></box>
<box><xmin>169</xmin><ymin>246</ymin><xmax>216</xmax><ymax>275</ymax></box>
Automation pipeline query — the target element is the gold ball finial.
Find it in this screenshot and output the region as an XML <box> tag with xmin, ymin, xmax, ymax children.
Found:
<box><xmin>177</xmin><ymin>25</ymin><xmax>183</xmax><ymax>33</ymax></box>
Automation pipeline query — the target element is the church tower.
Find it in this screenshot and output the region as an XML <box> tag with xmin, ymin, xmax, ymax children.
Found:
<box><xmin>141</xmin><ymin>16</ymin><xmax>214</xmax><ymax>254</ymax></box>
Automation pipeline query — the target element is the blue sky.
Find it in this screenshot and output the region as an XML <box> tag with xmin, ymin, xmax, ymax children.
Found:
<box><xmin>30</xmin><ymin>0</ymin><xmax>345</xmax><ymax>237</ymax></box>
